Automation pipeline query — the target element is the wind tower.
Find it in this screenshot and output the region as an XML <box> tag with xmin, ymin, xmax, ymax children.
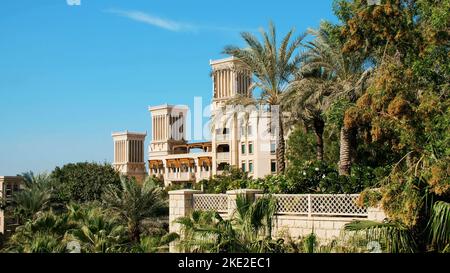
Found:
<box><xmin>112</xmin><ymin>131</ymin><xmax>147</xmax><ymax>182</ymax></box>
<box><xmin>210</xmin><ymin>57</ymin><xmax>252</xmax><ymax>174</ymax></box>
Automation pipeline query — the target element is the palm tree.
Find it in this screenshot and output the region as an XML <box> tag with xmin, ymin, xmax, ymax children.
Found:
<box><xmin>5</xmin><ymin>172</ymin><xmax>55</xmax><ymax>224</ymax></box>
<box><xmin>131</xmin><ymin>233</ymin><xmax>179</xmax><ymax>253</ymax></box>
<box><xmin>67</xmin><ymin>206</ymin><xmax>128</xmax><ymax>253</ymax></box>
<box><xmin>223</xmin><ymin>22</ymin><xmax>305</xmax><ymax>173</ymax></box>
<box><xmin>4</xmin><ymin>210</ymin><xmax>73</xmax><ymax>253</ymax></box>
<box><xmin>344</xmin><ymin>200</ymin><xmax>450</xmax><ymax>253</ymax></box>
<box><xmin>102</xmin><ymin>176</ymin><xmax>168</xmax><ymax>242</ymax></box>
<box><xmin>300</xmin><ymin>25</ymin><xmax>370</xmax><ymax>175</ymax></box>
<box><xmin>282</xmin><ymin>68</ymin><xmax>334</xmax><ymax>161</ymax></box>
<box><xmin>4</xmin><ymin>203</ymin><xmax>129</xmax><ymax>253</ymax></box>
<box><xmin>175</xmin><ymin>195</ymin><xmax>282</xmax><ymax>253</ymax></box>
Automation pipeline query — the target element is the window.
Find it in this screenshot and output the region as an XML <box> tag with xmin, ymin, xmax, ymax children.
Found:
<box><xmin>241</xmin><ymin>143</ymin><xmax>246</xmax><ymax>154</ymax></box>
<box><xmin>5</xmin><ymin>184</ymin><xmax>12</xmax><ymax>198</ymax></box>
<box><xmin>270</xmin><ymin>141</ymin><xmax>276</xmax><ymax>154</ymax></box>
<box><xmin>248</xmin><ymin>126</ymin><xmax>253</xmax><ymax>136</ymax></box>
<box><xmin>240</xmin><ymin>126</ymin><xmax>246</xmax><ymax>136</ymax></box>
<box><xmin>249</xmin><ymin>161</ymin><xmax>254</xmax><ymax>173</ymax></box>
<box><xmin>271</xmin><ymin>160</ymin><xmax>277</xmax><ymax>173</ymax></box>
<box><xmin>248</xmin><ymin>142</ymin><xmax>254</xmax><ymax>154</ymax></box>
<box><xmin>215</xmin><ymin>128</ymin><xmax>230</xmax><ymax>135</ymax></box>
<box><xmin>241</xmin><ymin>162</ymin><xmax>246</xmax><ymax>172</ymax></box>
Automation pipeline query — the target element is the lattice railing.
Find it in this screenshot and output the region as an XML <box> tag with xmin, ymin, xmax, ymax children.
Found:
<box><xmin>256</xmin><ymin>194</ymin><xmax>367</xmax><ymax>217</ymax></box>
<box><xmin>193</xmin><ymin>194</ymin><xmax>228</xmax><ymax>213</ymax></box>
<box><xmin>310</xmin><ymin>194</ymin><xmax>367</xmax><ymax>216</ymax></box>
<box><xmin>256</xmin><ymin>194</ymin><xmax>310</xmax><ymax>215</ymax></box>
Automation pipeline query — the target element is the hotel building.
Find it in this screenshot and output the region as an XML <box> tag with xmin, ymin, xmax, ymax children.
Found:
<box><xmin>113</xmin><ymin>57</ymin><xmax>280</xmax><ymax>186</ymax></box>
<box><xmin>0</xmin><ymin>176</ymin><xmax>22</xmax><ymax>235</ymax></box>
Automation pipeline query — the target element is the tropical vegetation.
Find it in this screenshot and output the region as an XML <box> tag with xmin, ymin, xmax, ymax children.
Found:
<box><xmin>1</xmin><ymin>0</ymin><xmax>448</xmax><ymax>253</ymax></box>
<box><xmin>1</xmin><ymin>166</ymin><xmax>175</xmax><ymax>253</ymax></box>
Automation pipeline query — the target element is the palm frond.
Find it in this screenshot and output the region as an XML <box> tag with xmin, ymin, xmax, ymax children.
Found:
<box><xmin>344</xmin><ymin>220</ymin><xmax>417</xmax><ymax>253</ymax></box>
<box><xmin>428</xmin><ymin>201</ymin><xmax>450</xmax><ymax>252</ymax></box>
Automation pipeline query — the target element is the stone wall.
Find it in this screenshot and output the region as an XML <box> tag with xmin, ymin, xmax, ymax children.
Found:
<box><xmin>168</xmin><ymin>189</ymin><xmax>386</xmax><ymax>252</ymax></box>
<box><xmin>272</xmin><ymin>215</ymin><xmax>358</xmax><ymax>240</ymax></box>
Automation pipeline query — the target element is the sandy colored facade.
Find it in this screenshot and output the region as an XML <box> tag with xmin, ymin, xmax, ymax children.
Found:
<box><xmin>0</xmin><ymin>176</ymin><xmax>22</xmax><ymax>235</ymax></box>
<box><xmin>113</xmin><ymin>57</ymin><xmax>279</xmax><ymax>186</ymax></box>
<box><xmin>111</xmin><ymin>131</ymin><xmax>147</xmax><ymax>182</ymax></box>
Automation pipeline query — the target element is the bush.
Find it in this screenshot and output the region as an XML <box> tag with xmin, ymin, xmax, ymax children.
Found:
<box><xmin>247</xmin><ymin>175</ymin><xmax>290</xmax><ymax>193</ymax></box>
<box><xmin>287</xmin><ymin>126</ymin><xmax>339</xmax><ymax>165</ymax></box>
<box><xmin>51</xmin><ymin>162</ymin><xmax>121</xmax><ymax>203</ymax></box>
<box><xmin>192</xmin><ymin>161</ymin><xmax>381</xmax><ymax>195</ymax></box>
<box><xmin>284</xmin><ymin>161</ymin><xmax>382</xmax><ymax>194</ymax></box>
<box><xmin>196</xmin><ymin>167</ymin><xmax>252</xmax><ymax>193</ymax></box>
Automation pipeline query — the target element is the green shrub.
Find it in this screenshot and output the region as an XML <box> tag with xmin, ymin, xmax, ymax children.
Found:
<box><xmin>51</xmin><ymin>162</ymin><xmax>121</xmax><ymax>203</ymax></box>
<box><xmin>247</xmin><ymin>175</ymin><xmax>290</xmax><ymax>193</ymax></box>
<box><xmin>193</xmin><ymin>162</ymin><xmax>381</xmax><ymax>194</ymax></box>
<box><xmin>284</xmin><ymin>161</ymin><xmax>382</xmax><ymax>194</ymax></box>
<box><xmin>197</xmin><ymin>167</ymin><xmax>252</xmax><ymax>193</ymax></box>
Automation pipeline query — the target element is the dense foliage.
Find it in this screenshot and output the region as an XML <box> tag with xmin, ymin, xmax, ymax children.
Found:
<box><xmin>1</xmin><ymin>172</ymin><xmax>174</xmax><ymax>253</ymax></box>
<box><xmin>176</xmin><ymin>195</ymin><xmax>282</xmax><ymax>253</ymax></box>
<box><xmin>197</xmin><ymin>162</ymin><xmax>379</xmax><ymax>195</ymax></box>
<box><xmin>51</xmin><ymin>162</ymin><xmax>121</xmax><ymax>203</ymax></box>
<box><xmin>1</xmin><ymin>0</ymin><xmax>448</xmax><ymax>254</ymax></box>
<box><xmin>331</xmin><ymin>0</ymin><xmax>450</xmax><ymax>252</ymax></box>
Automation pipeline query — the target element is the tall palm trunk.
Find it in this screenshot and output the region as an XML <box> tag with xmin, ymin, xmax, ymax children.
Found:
<box><xmin>130</xmin><ymin>222</ymin><xmax>140</xmax><ymax>242</ymax></box>
<box><xmin>339</xmin><ymin>127</ymin><xmax>352</xmax><ymax>176</ymax></box>
<box><xmin>313</xmin><ymin>119</ymin><xmax>325</xmax><ymax>161</ymax></box>
<box><xmin>277</xmin><ymin>114</ymin><xmax>286</xmax><ymax>173</ymax></box>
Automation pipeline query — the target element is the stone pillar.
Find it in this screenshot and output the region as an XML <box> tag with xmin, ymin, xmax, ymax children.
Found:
<box><xmin>367</xmin><ymin>206</ymin><xmax>387</xmax><ymax>222</ymax></box>
<box><xmin>194</xmin><ymin>158</ymin><xmax>200</xmax><ymax>182</ymax></box>
<box><xmin>168</xmin><ymin>189</ymin><xmax>202</xmax><ymax>252</ymax></box>
<box><xmin>226</xmin><ymin>189</ymin><xmax>263</xmax><ymax>217</ymax></box>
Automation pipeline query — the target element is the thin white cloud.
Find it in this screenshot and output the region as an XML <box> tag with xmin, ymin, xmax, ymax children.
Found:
<box><xmin>105</xmin><ymin>9</ymin><xmax>255</xmax><ymax>33</ymax></box>
<box><xmin>105</xmin><ymin>9</ymin><xmax>194</xmax><ymax>32</ymax></box>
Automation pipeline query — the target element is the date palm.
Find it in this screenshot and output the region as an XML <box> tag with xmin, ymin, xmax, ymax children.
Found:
<box><xmin>223</xmin><ymin>22</ymin><xmax>305</xmax><ymax>173</ymax></box>
<box><xmin>131</xmin><ymin>233</ymin><xmax>179</xmax><ymax>253</ymax></box>
<box><xmin>175</xmin><ymin>195</ymin><xmax>281</xmax><ymax>253</ymax></box>
<box><xmin>4</xmin><ymin>209</ymin><xmax>74</xmax><ymax>253</ymax></box>
<box><xmin>282</xmin><ymin>68</ymin><xmax>334</xmax><ymax>161</ymax></box>
<box><xmin>301</xmin><ymin>25</ymin><xmax>370</xmax><ymax>175</ymax></box>
<box><xmin>102</xmin><ymin>176</ymin><xmax>168</xmax><ymax>242</ymax></box>
<box><xmin>344</xmin><ymin>200</ymin><xmax>450</xmax><ymax>253</ymax></box>
<box><xmin>67</xmin><ymin>206</ymin><xmax>128</xmax><ymax>253</ymax></box>
<box><xmin>3</xmin><ymin>172</ymin><xmax>55</xmax><ymax>224</ymax></box>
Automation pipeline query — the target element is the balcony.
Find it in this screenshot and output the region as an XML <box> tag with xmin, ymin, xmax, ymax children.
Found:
<box><xmin>216</xmin><ymin>152</ymin><xmax>230</xmax><ymax>161</ymax></box>
<box><xmin>198</xmin><ymin>171</ymin><xmax>212</xmax><ymax>180</ymax></box>
<box><xmin>167</xmin><ymin>172</ymin><xmax>195</xmax><ymax>181</ymax></box>
<box><xmin>215</xmin><ymin>134</ymin><xmax>230</xmax><ymax>141</ymax></box>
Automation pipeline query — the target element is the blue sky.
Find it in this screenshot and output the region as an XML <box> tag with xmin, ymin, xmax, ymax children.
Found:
<box><xmin>0</xmin><ymin>0</ymin><xmax>337</xmax><ymax>175</ymax></box>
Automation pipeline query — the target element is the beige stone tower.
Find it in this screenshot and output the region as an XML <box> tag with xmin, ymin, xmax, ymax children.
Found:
<box><xmin>210</xmin><ymin>57</ymin><xmax>252</xmax><ymax>109</ymax></box>
<box><xmin>148</xmin><ymin>104</ymin><xmax>189</xmax><ymax>156</ymax></box>
<box><xmin>112</xmin><ymin>131</ymin><xmax>147</xmax><ymax>182</ymax></box>
<box><xmin>210</xmin><ymin>57</ymin><xmax>253</xmax><ymax>175</ymax></box>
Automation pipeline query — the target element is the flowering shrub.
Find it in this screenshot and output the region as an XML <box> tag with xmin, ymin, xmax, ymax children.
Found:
<box><xmin>285</xmin><ymin>161</ymin><xmax>340</xmax><ymax>193</ymax></box>
<box><xmin>193</xmin><ymin>161</ymin><xmax>382</xmax><ymax>194</ymax></box>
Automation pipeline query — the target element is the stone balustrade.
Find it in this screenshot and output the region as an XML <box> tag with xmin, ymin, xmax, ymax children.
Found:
<box><xmin>168</xmin><ymin>189</ymin><xmax>387</xmax><ymax>252</ymax></box>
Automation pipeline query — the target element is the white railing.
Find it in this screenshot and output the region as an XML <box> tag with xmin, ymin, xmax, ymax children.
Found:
<box><xmin>215</xmin><ymin>134</ymin><xmax>230</xmax><ymax>141</ymax></box>
<box><xmin>255</xmin><ymin>194</ymin><xmax>367</xmax><ymax>217</ymax></box>
<box><xmin>167</xmin><ymin>172</ymin><xmax>194</xmax><ymax>181</ymax></box>
<box><xmin>191</xmin><ymin>193</ymin><xmax>367</xmax><ymax>217</ymax></box>
<box><xmin>198</xmin><ymin>171</ymin><xmax>211</xmax><ymax>179</ymax></box>
<box><xmin>193</xmin><ymin>194</ymin><xmax>228</xmax><ymax>213</ymax></box>
<box><xmin>216</xmin><ymin>152</ymin><xmax>230</xmax><ymax>161</ymax></box>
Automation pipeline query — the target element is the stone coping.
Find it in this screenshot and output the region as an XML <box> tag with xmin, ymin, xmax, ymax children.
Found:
<box><xmin>168</xmin><ymin>189</ymin><xmax>202</xmax><ymax>195</ymax></box>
